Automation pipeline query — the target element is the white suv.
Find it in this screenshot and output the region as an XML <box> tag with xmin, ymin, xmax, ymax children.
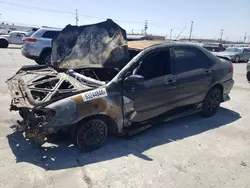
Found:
<box><xmin>22</xmin><ymin>28</ymin><xmax>61</xmax><ymax>65</ymax></box>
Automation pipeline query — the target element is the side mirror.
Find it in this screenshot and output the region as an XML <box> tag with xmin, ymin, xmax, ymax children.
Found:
<box><xmin>124</xmin><ymin>75</ymin><xmax>145</xmax><ymax>85</ymax></box>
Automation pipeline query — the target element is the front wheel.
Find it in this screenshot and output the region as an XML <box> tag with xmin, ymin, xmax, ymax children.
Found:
<box><xmin>234</xmin><ymin>56</ymin><xmax>240</xmax><ymax>63</ymax></box>
<box><xmin>0</xmin><ymin>39</ymin><xmax>9</xmax><ymax>48</ymax></box>
<box><xmin>76</xmin><ymin>119</ymin><xmax>108</xmax><ymax>152</ymax></box>
<box><xmin>202</xmin><ymin>88</ymin><xmax>222</xmax><ymax>117</ymax></box>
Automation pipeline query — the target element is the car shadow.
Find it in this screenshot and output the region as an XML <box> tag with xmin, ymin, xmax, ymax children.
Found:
<box><xmin>7</xmin><ymin>107</ymin><xmax>241</xmax><ymax>171</ymax></box>
<box><xmin>7</xmin><ymin>46</ymin><xmax>22</xmax><ymax>49</ymax></box>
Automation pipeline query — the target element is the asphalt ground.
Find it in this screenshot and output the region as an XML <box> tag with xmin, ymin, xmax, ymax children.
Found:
<box><xmin>0</xmin><ymin>45</ymin><xmax>249</xmax><ymax>188</ymax></box>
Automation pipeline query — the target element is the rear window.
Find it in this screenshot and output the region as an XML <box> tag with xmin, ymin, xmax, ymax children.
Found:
<box><xmin>42</xmin><ymin>31</ymin><xmax>60</xmax><ymax>39</ymax></box>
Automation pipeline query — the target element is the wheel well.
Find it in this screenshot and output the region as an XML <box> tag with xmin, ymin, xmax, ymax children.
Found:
<box><xmin>76</xmin><ymin>114</ymin><xmax>118</xmax><ymax>135</ymax></box>
<box><xmin>39</xmin><ymin>48</ymin><xmax>51</xmax><ymax>59</ymax></box>
<box><xmin>0</xmin><ymin>38</ymin><xmax>8</xmax><ymax>42</ymax></box>
<box><xmin>210</xmin><ymin>83</ymin><xmax>224</xmax><ymax>101</ymax></box>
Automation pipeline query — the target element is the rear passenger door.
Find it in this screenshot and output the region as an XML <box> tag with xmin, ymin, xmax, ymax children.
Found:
<box><xmin>172</xmin><ymin>46</ymin><xmax>213</xmax><ymax>107</ymax></box>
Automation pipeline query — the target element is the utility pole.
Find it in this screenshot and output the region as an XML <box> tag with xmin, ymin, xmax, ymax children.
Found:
<box><xmin>243</xmin><ymin>32</ymin><xmax>247</xmax><ymax>43</ymax></box>
<box><xmin>144</xmin><ymin>20</ymin><xmax>148</xmax><ymax>35</ymax></box>
<box><xmin>75</xmin><ymin>9</ymin><xmax>79</xmax><ymax>26</ymax></box>
<box><xmin>220</xmin><ymin>29</ymin><xmax>224</xmax><ymax>42</ymax></box>
<box><xmin>169</xmin><ymin>29</ymin><xmax>173</xmax><ymax>41</ymax></box>
<box><xmin>189</xmin><ymin>21</ymin><xmax>193</xmax><ymax>41</ymax></box>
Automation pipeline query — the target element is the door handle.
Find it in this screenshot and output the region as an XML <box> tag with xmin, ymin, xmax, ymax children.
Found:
<box><xmin>129</xmin><ymin>86</ymin><xmax>136</xmax><ymax>92</ymax></box>
<box><xmin>166</xmin><ymin>78</ymin><xmax>177</xmax><ymax>85</ymax></box>
<box><xmin>204</xmin><ymin>70</ymin><xmax>212</xmax><ymax>75</ymax></box>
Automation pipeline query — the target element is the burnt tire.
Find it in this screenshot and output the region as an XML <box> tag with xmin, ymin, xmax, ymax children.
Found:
<box><xmin>0</xmin><ymin>39</ymin><xmax>9</xmax><ymax>48</ymax></box>
<box><xmin>202</xmin><ymin>88</ymin><xmax>222</xmax><ymax>117</ymax></box>
<box><xmin>39</xmin><ymin>51</ymin><xmax>51</xmax><ymax>65</ymax></box>
<box><xmin>247</xmin><ymin>72</ymin><xmax>250</xmax><ymax>82</ymax></box>
<box><xmin>76</xmin><ymin>119</ymin><xmax>108</xmax><ymax>152</ymax></box>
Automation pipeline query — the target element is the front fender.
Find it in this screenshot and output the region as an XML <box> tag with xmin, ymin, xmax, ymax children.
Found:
<box><xmin>46</xmin><ymin>91</ymin><xmax>124</xmax><ymax>133</ymax></box>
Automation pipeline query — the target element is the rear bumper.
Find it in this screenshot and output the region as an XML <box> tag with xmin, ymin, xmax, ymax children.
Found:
<box><xmin>221</xmin><ymin>79</ymin><xmax>234</xmax><ymax>102</ymax></box>
<box><xmin>21</xmin><ymin>50</ymin><xmax>38</xmax><ymax>61</ymax></box>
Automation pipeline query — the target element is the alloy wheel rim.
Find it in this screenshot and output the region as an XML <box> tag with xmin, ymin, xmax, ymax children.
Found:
<box><xmin>45</xmin><ymin>55</ymin><xmax>51</xmax><ymax>65</ymax></box>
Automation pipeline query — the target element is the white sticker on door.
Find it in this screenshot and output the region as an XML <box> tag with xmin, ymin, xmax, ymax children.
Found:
<box><xmin>82</xmin><ymin>88</ymin><xmax>108</xmax><ymax>102</ymax></box>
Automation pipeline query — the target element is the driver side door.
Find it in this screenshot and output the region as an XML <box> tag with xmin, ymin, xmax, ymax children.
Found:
<box><xmin>123</xmin><ymin>48</ymin><xmax>178</xmax><ymax>124</ymax></box>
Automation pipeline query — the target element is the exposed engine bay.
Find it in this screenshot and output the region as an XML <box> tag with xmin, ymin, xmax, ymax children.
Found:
<box><xmin>7</xmin><ymin>65</ymin><xmax>119</xmax><ymax>109</ymax></box>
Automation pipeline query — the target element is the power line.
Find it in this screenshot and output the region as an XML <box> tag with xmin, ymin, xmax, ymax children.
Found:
<box><xmin>0</xmin><ymin>1</ymin><xmax>74</xmax><ymax>15</ymax></box>
<box><xmin>0</xmin><ymin>1</ymin><xmax>145</xmax><ymax>24</ymax></box>
<box><xmin>176</xmin><ymin>25</ymin><xmax>187</xmax><ymax>40</ymax></box>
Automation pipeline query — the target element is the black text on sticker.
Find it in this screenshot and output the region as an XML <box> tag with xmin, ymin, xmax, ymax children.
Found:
<box><xmin>82</xmin><ymin>88</ymin><xmax>107</xmax><ymax>102</ymax></box>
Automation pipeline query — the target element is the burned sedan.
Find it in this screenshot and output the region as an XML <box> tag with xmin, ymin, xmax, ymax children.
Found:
<box><xmin>7</xmin><ymin>20</ymin><xmax>234</xmax><ymax>151</ymax></box>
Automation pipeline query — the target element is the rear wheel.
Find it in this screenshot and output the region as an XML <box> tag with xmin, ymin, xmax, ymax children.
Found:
<box><xmin>202</xmin><ymin>88</ymin><xmax>222</xmax><ymax>117</ymax></box>
<box><xmin>0</xmin><ymin>39</ymin><xmax>9</xmax><ymax>48</ymax></box>
<box><xmin>247</xmin><ymin>72</ymin><xmax>250</xmax><ymax>82</ymax></box>
<box><xmin>39</xmin><ymin>51</ymin><xmax>51</xmax><ymax>65</ymax></box>
<box><xmin>75</xmin><ymin>119</ymin><xmax>108</xmax><ymax>151</ymax></box>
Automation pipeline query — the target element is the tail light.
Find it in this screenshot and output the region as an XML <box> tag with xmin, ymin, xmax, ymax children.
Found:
<box><xmin>230</xmin><ymin>62</ymin><xmax>233</xmax><ymax>73</ymax></box>
<box><xmin>24</xmin><ymin>38</ymin><xmax>37</xmax><ymax>43</ymax></box>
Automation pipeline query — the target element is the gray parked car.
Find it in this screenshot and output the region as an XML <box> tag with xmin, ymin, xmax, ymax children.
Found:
<box><xmin>214</xmin><ymin>47</ymin><xmax>250</xmax><ymax>63</ymax></box>
<box><xmin>22</xmin><ymin>28</ymin><xmax>61</xmax><ymax>65</ymax></box>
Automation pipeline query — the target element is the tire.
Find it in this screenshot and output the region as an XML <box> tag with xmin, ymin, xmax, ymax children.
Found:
<box><xmin>0</xmin><ymin>39</ymin><xmax>9</xmax><ymax>48</ymax></box>
<box><xmin>76</xmin><ymin>119</ymin><xmax>108</xmax><ymax>152</ymax></box>
<box><xmin>39</xmin><ymin>51</ymin><xmax>51</xmax><ymax>65</ymax></box>
<box><xmin>35</xmin><ymin>59</ymin><xmax>41</xmax><ymax>65</ymax></box>
<box><xmin>202</xmin><ymin>88</ymin><xmax>222</xmax><ymax>117</ymax></box>
<box><xmin>234</xmin><ymin>56</ymin><xmax>240</xmax><ymax>63</ymax></box>
<box><xmin>247</xmin><ymin>72</ymin><xmax>250</xmax><ymax>82</ymax></box>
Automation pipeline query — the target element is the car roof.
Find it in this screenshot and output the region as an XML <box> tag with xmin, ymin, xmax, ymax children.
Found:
<box><xmin>38</xmin><ymin>27</ymin><xmax>62</xmax><ymax>32</ymax></box>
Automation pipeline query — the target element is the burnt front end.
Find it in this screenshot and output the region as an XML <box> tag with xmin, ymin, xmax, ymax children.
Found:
<box><xmin>7</xmin><ymin>65</ymin><xmax>93</xmax><ymax>144</ymax></box>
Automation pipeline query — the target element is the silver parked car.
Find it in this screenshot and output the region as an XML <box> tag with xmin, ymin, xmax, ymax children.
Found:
<box><xmin>22</xmin><ymin>28</ymin><xmax>61</xmax><ymax>65</ymax></box>
<box><xmin>214</xmin><ymin>47</ymin><xmax>250</xmax><ymax>63</ymax></box>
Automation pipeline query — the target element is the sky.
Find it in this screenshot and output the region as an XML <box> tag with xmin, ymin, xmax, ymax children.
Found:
<box><xmin>0</xmin><ymin>0</ymin><xmax>250</xmax><ymax>41</ymax></box>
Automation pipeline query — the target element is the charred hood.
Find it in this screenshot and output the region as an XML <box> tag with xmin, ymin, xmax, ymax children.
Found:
<box><xmin>51</xmin><ymin>19</ymin><xmax>129</xmax><ymax>70</ymax></box>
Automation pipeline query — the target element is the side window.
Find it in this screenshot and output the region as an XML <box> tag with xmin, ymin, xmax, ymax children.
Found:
<box><xmin>173</xmin><ymin>47</ymin><xmax>210</xmax><ymax>73</ymax></box>
<box><xmin>243</xmin><ymin>49</ymin><xmax>250</xmax><ymax>53</ymax></box>
<box><xmin>42</xmin><ymin>31</ymin><xmax>59</xmax><ymax>39</ymax></box>
<box><xmin>135</xmin><ymin>49</ymin><xmax>171</xmax><ymax>80</ymax></box>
